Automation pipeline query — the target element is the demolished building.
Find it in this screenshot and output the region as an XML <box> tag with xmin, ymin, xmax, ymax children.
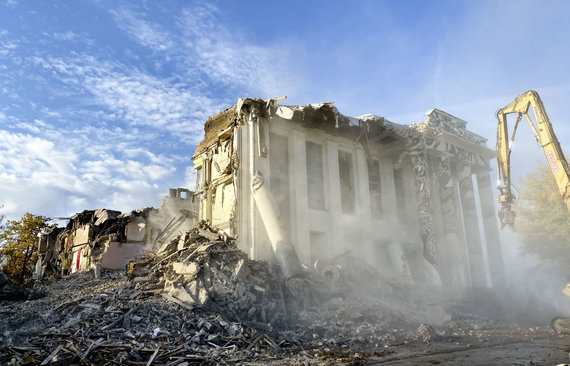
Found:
<box><xmin>191</xmin><ymin>98</ymin><xmax>505</xmax><ymax>289</ymax></box>
<box><xmin>11</xmin><ymin>98</ymin><xmax>564</xmax><ymax>366</ymax></box>
<box><xmin>35</xmin><ymin>188</ymin><xmax>199</xmax><ymax>278</ymax></box>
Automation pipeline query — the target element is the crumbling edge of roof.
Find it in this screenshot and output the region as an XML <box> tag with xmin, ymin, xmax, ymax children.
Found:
<box><xmin>192</xmin><ymin>98</ymin><xmax>493</xmax><ymax>160</ymax></box>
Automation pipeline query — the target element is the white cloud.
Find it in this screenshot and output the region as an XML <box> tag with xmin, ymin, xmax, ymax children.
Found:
<box><xmin>13</xmin><ymin>119</ymin><xmax>53</xmax><ymax>134</ymax></box>
<box><xmin>43</xmin><ymin>31</ymin><xmax>79</xmax><ymax>41</ymax></box>
<box><xmin>0</xmin><ymin>2</ymin><xmax>304</xmax><ymax>221</ymax></box>
<box><xmin>107</xmin><ymin>3</ymin><xmax>299</xmax><ymax>99</ymax></box>
<box><xmin>183</xmin><ymin>164</ymin><xmax>197</xmax><ymax>192</ymax></box>
<box><xmin>15</xmin><ymin>122</ymin><xmax>41</xmax><ymax>134</ymax></box>
<box><xmin>84</xmin><ymin>72</ymin><xmax>213</xmax><ymax>137</ymax></box>
<box><xmin>178</xmin><ymin>4</ymin><xmax>299</xmax><ymax>98</ymax></box>
<box><xmin>2</xmin><ymin>0</ymin><xmax>17</xmax><ymax>9</ymax></box>
<box><xmin>110</xmin><ymin>7</ymin><xmax>174</xmax><ymax>52</ymax></box>
<box><xmin>122</xmin><ymin>147</ymin><xmax>175</xmax><ymax>166</ymax></box>
<box><xmin>0</xmin><ymin>128</ymin><xmax>179</xmax><ymax>220</ymax></box>
<box><xmin>144</xmin><ymin>164</ymin><xmax>174</xmax><ymax>180</ymax></box>
<box><xmin>0</xmin><ymin>29</ymin><xmax>18</xmax><ymax>56</ymax></box>
<box><xmin>0</xmin><ymin>131</ymin><xmax>76</xmax><ymax>178</ymax></box>
<box><xmin>0</xmin><ymin>40</ymin><xmax>17</xmax><ymax>50</ymax></box>
<box><xmin>33</xmin><ymin>55</ymin><xmax>220</xmax><ymax>144</ymax></box>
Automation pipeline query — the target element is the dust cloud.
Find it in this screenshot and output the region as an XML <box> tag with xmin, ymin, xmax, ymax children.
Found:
<box><xmin>263</xmin><ymin>131</ymin><xmax>570</xmax><ymax>330</ymax></box>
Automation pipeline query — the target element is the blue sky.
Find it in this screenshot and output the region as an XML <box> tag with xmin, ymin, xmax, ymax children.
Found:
<box><xmin>1</xmin><ymin>0</ymin><xmax>570</xmax><ymax>221</ymax></box>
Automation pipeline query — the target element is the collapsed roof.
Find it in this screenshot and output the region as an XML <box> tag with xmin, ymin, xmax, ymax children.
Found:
<box><xmin>193</xmin><ymin>98</ymin><xmax>402</xmax><ymax>159</ymax></box>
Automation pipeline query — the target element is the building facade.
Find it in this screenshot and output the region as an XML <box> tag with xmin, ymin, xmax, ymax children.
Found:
<box><xmin>192</xmin><ymin>98</ymin><xmax>505</xmax><ymax>288</ymax></box>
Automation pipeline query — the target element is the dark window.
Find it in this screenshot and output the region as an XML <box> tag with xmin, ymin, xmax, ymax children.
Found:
<box><xmin>206</xmin><ymin>159</ymin><xmax>212</xmax><ymax>184</ymax></box>
<box><xmin>338</xmin><ymin>150</ymin><xmax>355</xmax><ymax>213</ymax></box>
<box><xmin>368</xmin><ymin>159</ymin><xmax>382</xmax><ymax>217</ymax></box>
<box><xmin>195</xmin><ymin>167</ymin><xmax>202</xmax><ymax>192</ymax></box>
<box><xmin>393</xmin><ymin>167</ymin><xmax>407</xmax><ymax>223</ymax></box>
<box><xmin>306</xmin><ymin>141</ymin><xmax>325</xmax><ymax>210</ymax></box>
<box><xmin>270</xmin><ymin>133</ymin><xmax>290</xmax><ymax>231</ymax></box>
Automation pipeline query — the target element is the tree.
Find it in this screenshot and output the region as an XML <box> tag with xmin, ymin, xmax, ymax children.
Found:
<box><xmin>0</xmin><ymin>213</ymin><xmax>50</xmax><ymax>286</ymax></box>
<box><xmin>516</xmin><ymin>165</ymin><xmax>570</xmax><ymax>271</ymax></box>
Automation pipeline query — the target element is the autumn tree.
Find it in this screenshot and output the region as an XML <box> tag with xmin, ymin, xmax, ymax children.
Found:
<box><xmin>516</xmin><ymin>165</ymin><xmax>570</xmax><ymax>271</ymax></box>
<box><xmin>0</xmin><ymin>213</ymin><xmax>50</xmax><ymax>286</ymax></box>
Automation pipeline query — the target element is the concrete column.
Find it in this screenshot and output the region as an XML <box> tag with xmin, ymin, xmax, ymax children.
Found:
<box><xmin>292</xmin><ymin>131</ymin><xmax>310</xmax><ymax>264</ymax></box>
<box><xmin>355</xmin><ymin>149</ymin><xmax>371</xmax><ymax>217</ymax></box>
<box><xmin>452</xmin><ymin>176</ymin><xmax>472</xmax><ymax>286</ymax></box>
<box><xmin>476</xmin><ymin>170</ymin><xmax>506</xmax><ymax>288</ymax></box>
<box><xmin>251</xmin><ymin>171</ymin><xmax>303</xmax><ymax>278</ymax></box>
<box><xmin>326</xmin><ymin>141</ymin><xmax>343</xmax><ymax>254</ymax></box>
<box><xmin>236</xmin><ymin>126</ymin><xmax>253</xmax><ymax>256</ymax></box>
<box><xmin>431</xmin><ymin>177</ymin><xmax>444</xmax><ymax>236</ymax></box>
<box><xmin>456</xmin><ymin>163</ymin><xmax>487</xmax><ymax>287</ymax></box>
<box><xmin>437</xmin><ymin>156</ymin><xmax>469</xmax><ymax>287</ymax></box>
<box><xmin>248</xmin><ymin>112</ymin><xmax>257</xmax><ymax>260</ymax></box>
<box><xmin>409</xmin><ymin>152</ymin><xmax>445</xmax><ymax>284</ymax></box>
<box><xmin>253</xmin><ymin>120</ymin><xmax>271</xmax><ymax>261</ymax></box>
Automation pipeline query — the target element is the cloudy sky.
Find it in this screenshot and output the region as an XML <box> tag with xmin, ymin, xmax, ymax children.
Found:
<box><xmin>1</xmin><ymin>0</ymin><xmax>570</xmax><ymax>221</ymax></box>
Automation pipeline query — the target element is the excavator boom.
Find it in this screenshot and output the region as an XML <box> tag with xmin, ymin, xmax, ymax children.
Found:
<box><xmin>496</xmin><ymin>90</ymin><xmax>570</xmax><ymax>328</ymax></box>
<box><xmin>496</xmin><ymin>90</ymin><xmax>570</xmax><ymax>228</ymax></box>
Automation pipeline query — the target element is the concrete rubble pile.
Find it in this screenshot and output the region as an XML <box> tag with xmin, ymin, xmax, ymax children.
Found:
<box><xmin>1</xmin><ymin>270</ymin><xmax>288</xmax><ymax>365</ymax></box>
<box><xmin>0</xmin><ymin>222</ymin><xmax>403</xmax><ymax>364</ymax></box>
<box><xmin>135</xmin><ymin>221</ymin><xmax>292</xmax><ymax>332</ymax></box>
<box><xmin>0</xmin><ymin>222</ymin><xmax>559</xmax><ymax>365</ymax></box>
<box><xmin>0</xmin><ymin>223</ymin><xmax>345</xmax><ymax>364</ymax></box>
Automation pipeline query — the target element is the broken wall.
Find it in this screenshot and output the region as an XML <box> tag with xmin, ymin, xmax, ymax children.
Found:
<box><xmin>36</xmin><ymin>188</ymin><xmax>200</xmax><ymax>277</ymax></box>
<box><xmin>193</xmin><ymin>107</ymin><xmax>237</xmax><ymax>234</ymax></box>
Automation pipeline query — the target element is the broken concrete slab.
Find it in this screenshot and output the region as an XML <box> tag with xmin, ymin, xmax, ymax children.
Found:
<box><xmin>232</xmin><ymin>259</ymin><xmax>250</xmax><ymax>281</ymax></box>
<box><xmin>172</xmin><ymin>262</ymin><xmax>199</xmax><ymax>276</ymax></box>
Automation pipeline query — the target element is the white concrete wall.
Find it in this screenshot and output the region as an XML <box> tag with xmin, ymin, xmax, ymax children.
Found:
<box><xmin>249</xmin><ymin>116</ymin><xmax>421</xmax><ymax>280</ymax></box>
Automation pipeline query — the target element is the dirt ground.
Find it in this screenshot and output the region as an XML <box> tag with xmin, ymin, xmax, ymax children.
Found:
<box><xmin>370</xmin><ymin>330</ymin><xmax>570</xmax><ymax>365</ymax></box>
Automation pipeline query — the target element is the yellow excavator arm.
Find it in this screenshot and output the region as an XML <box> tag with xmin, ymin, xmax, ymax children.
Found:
<box><xmin>496</xmin><ymin>90</ymin><xmax>570</xmax><ymax>229</ymax></box>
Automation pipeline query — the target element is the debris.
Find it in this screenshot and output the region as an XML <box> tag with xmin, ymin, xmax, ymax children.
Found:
<box><xmin>552</xmin><ymin>317</ymin><xmax>570</xmax><ymax>334</ymax></box>
<box><xmin>161</xmin><ymin>292</ymin><xmax>193</xmax><ymax>311</ymax></box>
<box><xmin>39</xmin><ymin>345</ymin><xmax>63</xmax><ymax>366</ymax></box>
<box><xmin>172</xmin><ymin>262</ymin><xmax>199</xmax><ymax>276</ymax></box>
<box><xmin>414</xmin><ymin>323</ymin><xmax>440</xmax><ymax>343</ymax></box>
<box><xmin>0</xmin><ymin>221</ymin><xmax>551</xmax><ymax>365</ymax></box>
<box><xmin>232</xmin><ymin>259</ymin><xmax>250</xmax><ymax>281</ymax></box>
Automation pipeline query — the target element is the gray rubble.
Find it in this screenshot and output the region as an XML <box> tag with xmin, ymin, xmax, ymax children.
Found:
<box><xmin>0</xmin><ymin>222</ymin><xmax>561</xmax><ymax>365</ymax></box>
<box><xmin>140</xmin><ymin>221</ymin><xmax>292</xmax><ymax>331</ymax></box>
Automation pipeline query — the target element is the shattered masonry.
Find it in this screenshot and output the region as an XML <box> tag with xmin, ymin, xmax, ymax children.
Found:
<box><xmin>192</xmin><ymin>98</ymin><xmax>506</xmax><ymax>289</ymax></box>
<box><xmin>35</xmin><ymin>188</ymin><xmax>199</xmax><ymax>279</ymax></box>
<box><xmin>6</xmin><ymin>219</ymin><xmax>538</xmax><ymax>365</ymax></box>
